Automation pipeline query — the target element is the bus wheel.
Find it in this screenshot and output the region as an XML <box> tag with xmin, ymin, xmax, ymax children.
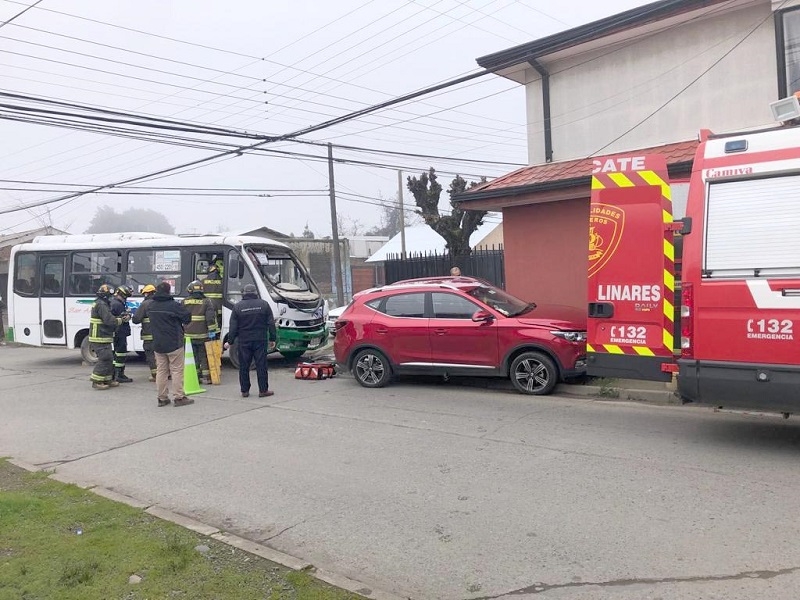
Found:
<box><xmin>80</xmin><ymin>336</ymin><xmax>98</xmax><ymax>365</ymax></box>
<box><xmin>226</xmin><ymin>341</ymin><xmax>255</xmax><ymax>370</ymax></box>
<box><xmin>280</xmin><ymin>350</ymin><xmax>305</xmax><ymax>361</ymax></box>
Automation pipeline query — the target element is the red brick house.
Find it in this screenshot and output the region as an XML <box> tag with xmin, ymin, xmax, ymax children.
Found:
<box><xmin>458</xmin><ymin>141</ymin><xmax>696</xmax><ymax>308</ymax></box>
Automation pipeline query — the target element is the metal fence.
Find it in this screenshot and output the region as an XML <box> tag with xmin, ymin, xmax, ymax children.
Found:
<box><xmin>383</xmin><ymin>246</ymin><xmax>505</xmax><ymax>288</ymax></box>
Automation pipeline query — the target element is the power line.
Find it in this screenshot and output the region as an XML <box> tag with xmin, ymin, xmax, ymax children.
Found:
<box><xmin>0</xmin><ymin>89</ymin><xmax>526</xmax><ymax>166</ymax></box>
<box><xmin>0</xmin><ymin>92</ymin><xmax>522</xmax><ymax>174</ymax></box>
<box><xmin>2</xmin><ymin>0</ymin><xmax>526</xmax><ymax>129</ymax></box>
<box><xmin>0</xmin><ymin>179</ymin><xmax>328</xmax><ymax>192</ymax></box>
<box><xmin>293</xmin><ymin>138</ymin><xmax>525</xmax><ymax>167</ymax></box>
<box><xmin>0</xmin><ymin>0</ymin><xmax>42</xmax><ymax>30</ymax></box>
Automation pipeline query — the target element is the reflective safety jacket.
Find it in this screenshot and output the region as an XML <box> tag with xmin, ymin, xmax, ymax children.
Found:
<box><xmin>182</xmin><ymin>293</ymin><xmax>219</xmax><ymax>340</ymax></box>
<box><xmin>203</xmin><ymin>273</ymin><xmax>223</xmax><ymax>317</ymax></box>
<box><xmin>132</xmin><ymin>297</ymin><xmax>154</xmax><ymax>341</ymax></box>
<box><xmin>89</xmin><ymin>298</ymin><xmax>121</xmax><ymax>344</ymax></box>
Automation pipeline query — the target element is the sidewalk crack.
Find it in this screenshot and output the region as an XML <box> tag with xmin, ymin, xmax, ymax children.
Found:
<box><xmin>466</xmin><ymin>565</ymin><xmax>800</xmax><ymax>599</ymax></box>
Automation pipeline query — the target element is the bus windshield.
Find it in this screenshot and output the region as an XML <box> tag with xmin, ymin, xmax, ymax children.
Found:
<box><xmin>245</xmin><ymin>246</ymin><xmax>313</xmax><ymax>293</ymax></box>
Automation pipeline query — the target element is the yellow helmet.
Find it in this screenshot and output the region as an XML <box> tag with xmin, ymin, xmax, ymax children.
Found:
<box><xmin>142</xmin><ymin>284</ymin><xmax>156</xmax><ymax>295</ymax></box>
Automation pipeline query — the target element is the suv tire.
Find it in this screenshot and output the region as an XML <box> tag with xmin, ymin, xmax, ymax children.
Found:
<box><xmin>510</xmin><ymin>351</ymin><xmax>558</xmax><ymax>395</ymax></box>
<box><xmin>352</xmin><ymin>348</ymin><xmax>392</xmax><ymax>388</ymax></box>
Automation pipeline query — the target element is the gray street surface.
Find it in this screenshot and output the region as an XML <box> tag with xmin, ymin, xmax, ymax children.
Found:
<box><xmin>3</xmin><ymin>344</ymin><xmax>800</xmax><ymax>599</ymax></box>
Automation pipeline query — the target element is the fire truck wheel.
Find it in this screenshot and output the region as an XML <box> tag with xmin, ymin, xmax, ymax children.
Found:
<box><xmin>510</xmin><ymin>351</ymin><xmax>558</xmax><ymax>395</ymax></box>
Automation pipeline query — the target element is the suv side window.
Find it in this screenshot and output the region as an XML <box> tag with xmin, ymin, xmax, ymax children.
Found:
<box><xmin>432</xmin><ymin>292</ymin><xmax>480</xmax><ymax>319</ymax></box>
<box><xmin>382</xmin><ymin>293</ymin><xmax>425</xmax><ymax>318</ymax></box>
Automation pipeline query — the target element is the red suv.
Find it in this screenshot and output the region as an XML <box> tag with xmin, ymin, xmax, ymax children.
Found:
<box><xmin>333</xmin><ymin>277</ymin><xmax>587</xmax><ymax>395</ymax></box>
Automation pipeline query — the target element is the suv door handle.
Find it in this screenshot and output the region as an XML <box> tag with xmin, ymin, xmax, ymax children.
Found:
<box><xmin>433</xmin><ymin>328</ymin><xmax>447</xmax><ymax>335</ymax></box>
<box><xmin>376</xmin><ymin>327</ymin><xmax>388</xmax><ymax>334</ymax></box>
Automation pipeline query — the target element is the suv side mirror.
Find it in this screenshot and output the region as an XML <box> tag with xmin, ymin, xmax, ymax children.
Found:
<box><xmin>472</xmin><ymin>309</ymin><xmax>494</xmax><ymax>323</ymax></box>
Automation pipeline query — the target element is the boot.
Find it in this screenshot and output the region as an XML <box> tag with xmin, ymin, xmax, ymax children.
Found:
<box><xmin>92</xmin><ymin>381</ymin><xmax>109</xmax><ymax>390</ymax></box>
<box><xmin>115</xmin><ymin>367</ymin><xmax>133</xmax><ymax>383</ymax></box>
<box><xmin>108</xmin><ymin>380</ymin><xmax>120</xmax><ymax>388</ymax></box>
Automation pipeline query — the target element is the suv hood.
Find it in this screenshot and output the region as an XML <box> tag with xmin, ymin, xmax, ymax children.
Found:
<box><xmin>515</xmin><ymin>304</ymin><xmax>586</xmax><ymax>330</ymax></box>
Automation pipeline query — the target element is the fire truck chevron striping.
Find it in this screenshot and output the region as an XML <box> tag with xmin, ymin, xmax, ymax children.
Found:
<box><xmin>587</xmin><ymin>156</ymin><xmax>675</xmax><ymax>374</ymax></box>
<box><xmin>587</xmin><ymin>97</ymin><xmax>800</xmax><ymax>414</ymax></box>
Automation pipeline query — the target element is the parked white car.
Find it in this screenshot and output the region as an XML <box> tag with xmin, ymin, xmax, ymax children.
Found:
<box><xmin>326</xmin><ymin>305</ymin><xmax>347</xmax><ymax>336</ymax></box>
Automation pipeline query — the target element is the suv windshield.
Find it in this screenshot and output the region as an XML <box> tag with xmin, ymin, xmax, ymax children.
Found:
<box><xmin>245</xmin><ymin>246</ymin><xmax>313</xmax><ymax>292</ymax></box>
<box><xmin>466</xmin><ymin>285</ymin><xmax>533</xmax><ymax>317</ymax></box>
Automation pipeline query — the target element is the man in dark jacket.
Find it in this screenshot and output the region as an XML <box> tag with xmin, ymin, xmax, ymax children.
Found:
<box><xmin>110</xmin><ymin>285</ymin><xmax>134</xmax><ymax>383</ymax></box>
<box><xmin>226</xmin><ymin>284</ymin><xmax>277</xmax><ymax>398</ymax></box>
<box><xmin>139</xmin><ymin>281</ymin><xmax>192</xmax><ymax>407</ymax></box>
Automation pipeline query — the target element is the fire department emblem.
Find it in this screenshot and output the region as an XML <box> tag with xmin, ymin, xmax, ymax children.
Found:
<box><xmin>588</xmin><ymin>203</ymin><xmax>625</xmax><ymax>277</ymax></box>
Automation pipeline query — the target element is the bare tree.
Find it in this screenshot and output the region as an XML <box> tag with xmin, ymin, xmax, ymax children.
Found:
<box><xmin>406</xmin><ymin>168</ymin><xmax>487</xmax><ymax>258</ymax></box>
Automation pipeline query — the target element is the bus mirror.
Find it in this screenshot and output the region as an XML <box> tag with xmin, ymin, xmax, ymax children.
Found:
<box><xmin>196</xmin><ymin>260</ymin><xmax>209</xmax><ymax>275</ymax></box>
<box><xmin>227</xmin><ymin>257</ymin><xmax>245</xmax><ymax>278</ymax></box>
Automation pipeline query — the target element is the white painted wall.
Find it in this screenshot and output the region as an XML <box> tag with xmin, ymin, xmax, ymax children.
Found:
<box><xmin>525</xmin><ymin>2</ymin><xmax>778</xmax><ymax>163</ymax></box>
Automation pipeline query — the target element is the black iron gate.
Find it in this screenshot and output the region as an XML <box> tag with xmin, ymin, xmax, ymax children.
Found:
<box><xmin>383</xmin><ymin>246</ymin><xmax>504</xmax><ymax>288</ymax></box>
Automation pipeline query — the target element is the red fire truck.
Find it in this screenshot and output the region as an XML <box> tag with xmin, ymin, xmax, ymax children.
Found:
<box><xmin>587</xmin><ymin>109</ymin><xmax>800</xmax><ymax>413</ymax></box>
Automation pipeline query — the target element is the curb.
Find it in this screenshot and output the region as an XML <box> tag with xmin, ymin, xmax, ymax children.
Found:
<box><xmin>8</xmin><ymin>461</ymin><xmax>407</xmax><ymax>600</ymax></box>
<box><xmin>556</xmin><ymin>383</ymin><xmax>681</xmax><ymax>405</ymax></box>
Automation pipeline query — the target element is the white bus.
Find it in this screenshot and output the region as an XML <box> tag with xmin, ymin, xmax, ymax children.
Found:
<box><xmin>7</xmin><ymin>232</ymin><xmax>328</xmax><ymax>366</ymax></box>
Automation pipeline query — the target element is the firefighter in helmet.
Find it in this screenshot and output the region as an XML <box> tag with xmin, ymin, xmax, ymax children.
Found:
<box><xmin>110</xmin><ymin>285</ymin><xmax>134</xmax><ymax>383</ymax></box>
<box><xmin>181</xmin><ymin>279</ymin><xmax>219</xmax><ymax>385</ymax></box>
<box><xmin>203</xmin><ymin>256</ymin><xmax>224</xmax><ymax>329</ymax></box>
<box><xmin>89</xmin><ymin>284</ymin><xmax>127</xmax><ymax>390</ymax></box>
<box><xmin>132</xmin><ymin>284</ymin><xmax>157</xmax><ymax>382</ymax></box>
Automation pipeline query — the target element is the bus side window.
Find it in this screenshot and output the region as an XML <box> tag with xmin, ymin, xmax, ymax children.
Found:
<box><xmin>69</xmin><ymin>251</ymin><xmax>121</xmax><ymax>295</ymax></box>
<box><xmin>42</xmin><ymin>262</ymin><xmax>64</xmax><ymax>296</ymax></box>
<box><xmin>14</xmin><ymin>253</ymin><xmax>37</xmax><ymax>296</ymax></box>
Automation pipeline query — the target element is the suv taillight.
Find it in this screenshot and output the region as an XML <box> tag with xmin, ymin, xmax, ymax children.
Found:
<box><xmin>334</xmin><ymin>320</ymin><xmax>349</xmax><ymax>331</ymax></box>
<box><xmin>680</xmin><ymin>283</ymin><xmax>693</xmax><ymax>358</ymax></box>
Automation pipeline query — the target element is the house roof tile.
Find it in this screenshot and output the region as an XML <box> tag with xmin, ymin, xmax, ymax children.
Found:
<box><xmin>465</xmin><ymin>139</ymin><xmax>698</xmax><ymax>197</ymax></box>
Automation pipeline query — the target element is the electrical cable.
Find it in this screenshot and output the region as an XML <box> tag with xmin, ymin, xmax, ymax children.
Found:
<box><xmin>0</xmin><ymin>0</ymin><xmax>42</xmax><ymax>30</ymax></box>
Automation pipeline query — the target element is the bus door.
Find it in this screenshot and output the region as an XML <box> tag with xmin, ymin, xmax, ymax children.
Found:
<box><xmin>587</xmin><ymin>154</ymin><xmax>676</xmax><ymax>381</ymax></box>
<box><xmin>39</xmin><ymin>254</ymin><xmax>67</xmax><ymax>345</ymax></box>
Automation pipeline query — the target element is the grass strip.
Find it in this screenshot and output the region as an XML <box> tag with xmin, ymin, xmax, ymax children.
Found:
<box><xmin>0</xmin><ymin>459</ymin><xmax>364</xmax><ymax>600</ymax></box>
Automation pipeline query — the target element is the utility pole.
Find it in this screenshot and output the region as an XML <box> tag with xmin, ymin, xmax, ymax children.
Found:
<box><xmin>397</xmin><ymin>170</ymin><xmax>406</xmax><ymax>258</ymax></box>
<box><xmin>328</xmin><ymin>143</ymin><xmax>345</xmax><ymax>306</ymax></box>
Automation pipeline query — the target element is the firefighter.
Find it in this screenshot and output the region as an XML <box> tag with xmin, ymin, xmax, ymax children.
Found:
<box><xmin>89</xmin><ymin>284</ymin><xmax>126</xmax><ymax>390</ymax></box>
<box><xmin>132</xmin><ymin>284</ymin><xmax>157</xmax><ymax>382</ymax></box>
<box><xmin>110</xmin><ymin>285</ymin><xmax>134</xmax><ymax>383</ymax></box>
<box><xmin>203</xmin><ymin>257</ymin><xmax>224</xmax><ymax>329</ymax></box>
<box><xmin>182</xmin><ymin>279</ymin><xmax>218</xmax><ymax>385</ymax></box>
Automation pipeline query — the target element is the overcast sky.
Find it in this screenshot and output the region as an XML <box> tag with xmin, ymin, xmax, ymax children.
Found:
<box><xmin>0</xmin><ymin>0</ymin><xmax>649</xmax><ymax>238</ymax></box>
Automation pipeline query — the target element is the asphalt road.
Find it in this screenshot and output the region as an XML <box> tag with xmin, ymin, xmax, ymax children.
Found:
<box><xmin>3</xmin><ymin>344</ymin><xmax>800</xmax><ymax>599</ymax></box>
